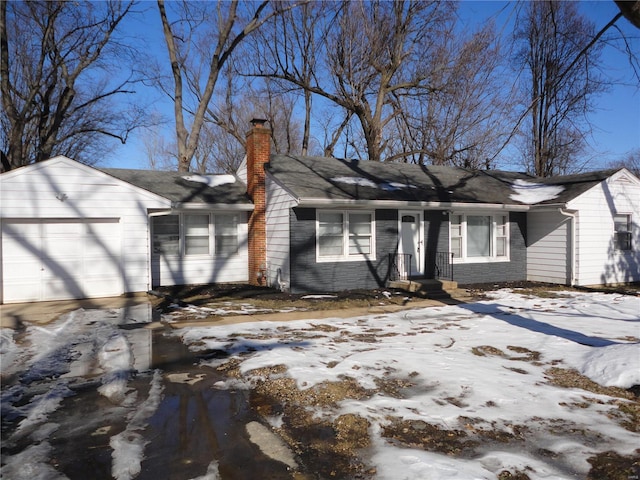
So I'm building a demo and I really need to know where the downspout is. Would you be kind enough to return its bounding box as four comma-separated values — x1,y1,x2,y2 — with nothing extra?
558,208,578,286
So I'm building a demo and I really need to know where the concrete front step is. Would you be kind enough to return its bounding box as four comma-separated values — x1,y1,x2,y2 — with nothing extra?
388,279,458,294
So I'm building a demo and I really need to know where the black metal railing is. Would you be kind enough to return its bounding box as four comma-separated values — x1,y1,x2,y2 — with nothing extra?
389,253,412,281
434,251,454,281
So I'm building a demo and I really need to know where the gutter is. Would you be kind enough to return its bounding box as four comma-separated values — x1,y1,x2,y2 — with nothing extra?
295,198,530,211
558,207,578,286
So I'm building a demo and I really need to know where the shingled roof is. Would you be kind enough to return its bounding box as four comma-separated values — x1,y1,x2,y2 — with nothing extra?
100,168,252,206
523,169,620,205
265,155,623,208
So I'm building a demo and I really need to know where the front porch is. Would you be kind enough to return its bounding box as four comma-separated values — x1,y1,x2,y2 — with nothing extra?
388,278,460,299
388,251,463,298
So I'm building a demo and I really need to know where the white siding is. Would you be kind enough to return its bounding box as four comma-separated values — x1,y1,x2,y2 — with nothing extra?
152,212,249,286
265,176,296,290
526,210,571,284
0,157,170,301
236,156,248,184
568,171,640,286
0,157,156,302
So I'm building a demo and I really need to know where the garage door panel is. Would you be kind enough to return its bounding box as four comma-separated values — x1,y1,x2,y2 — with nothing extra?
46,241,82,258
3,237,41,264
43,258,83,279
3,285,38,303
84,240,119,258
3,258,42,279
84,256,121,277
2,219,123,302
44,221,83,235
46,278,84,301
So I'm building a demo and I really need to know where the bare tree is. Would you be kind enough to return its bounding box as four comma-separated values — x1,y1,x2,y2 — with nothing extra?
0,0,146,171
388,22,515,168
247,1,336,156
249,1,455,162
514,1,607,177
157,0,299,172
609,148,640,177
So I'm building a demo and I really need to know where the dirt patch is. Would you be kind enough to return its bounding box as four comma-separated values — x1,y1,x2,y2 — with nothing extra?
247,369,375,478
381,418,476,455
586,451,640,480
462,281,640,300
152,283,420,316
545,367,639,433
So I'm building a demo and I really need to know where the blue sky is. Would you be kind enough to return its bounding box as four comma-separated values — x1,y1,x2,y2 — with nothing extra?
102,1,639,172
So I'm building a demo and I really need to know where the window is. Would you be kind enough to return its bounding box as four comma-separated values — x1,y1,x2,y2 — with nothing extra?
152,215,179,255
467,216,491,257
449,213,509,262
152,213,239,257
614,214,632,251
317,211,375,260
349,213,372,255
185,214,210,255
215,214,239,254
450,214,463,259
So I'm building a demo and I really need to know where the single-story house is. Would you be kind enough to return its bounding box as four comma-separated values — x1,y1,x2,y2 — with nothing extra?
238,121,639,293
1,119,638,302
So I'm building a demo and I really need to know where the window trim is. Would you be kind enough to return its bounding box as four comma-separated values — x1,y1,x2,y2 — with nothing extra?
316,210,376,262
184,213,211,256
449,212,510,264
152,212,239,258
613,213,632,251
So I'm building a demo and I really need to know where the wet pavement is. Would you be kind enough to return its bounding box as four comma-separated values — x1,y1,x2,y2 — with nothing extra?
1,308,305,480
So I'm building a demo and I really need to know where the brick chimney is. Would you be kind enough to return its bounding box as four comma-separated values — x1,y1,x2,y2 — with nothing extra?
246,119,270,285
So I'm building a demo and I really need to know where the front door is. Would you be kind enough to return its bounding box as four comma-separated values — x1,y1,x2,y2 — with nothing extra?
399,211,424,277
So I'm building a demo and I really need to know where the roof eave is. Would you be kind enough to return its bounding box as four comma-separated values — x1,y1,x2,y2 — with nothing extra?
170,202,254,211
296,198,530,211
528,202,569,210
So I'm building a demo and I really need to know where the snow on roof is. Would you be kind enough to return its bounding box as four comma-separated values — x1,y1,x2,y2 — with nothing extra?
509,179,564,204
331,176,417,191
182,174,236,188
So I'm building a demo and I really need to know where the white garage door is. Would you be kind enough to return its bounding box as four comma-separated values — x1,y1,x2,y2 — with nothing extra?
2,219,123,303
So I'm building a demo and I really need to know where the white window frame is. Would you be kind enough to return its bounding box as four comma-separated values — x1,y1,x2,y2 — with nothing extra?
613,213,632,251
152,213,239,257
184,213,211,255
449,213,510,263
316,210,376,262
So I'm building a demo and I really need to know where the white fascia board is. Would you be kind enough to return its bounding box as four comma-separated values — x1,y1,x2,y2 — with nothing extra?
528,203,569,211
170,202,254,211
296,198,530,211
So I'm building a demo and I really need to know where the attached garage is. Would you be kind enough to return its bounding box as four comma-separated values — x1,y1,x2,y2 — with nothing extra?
1,156,253,304
2,219,123,302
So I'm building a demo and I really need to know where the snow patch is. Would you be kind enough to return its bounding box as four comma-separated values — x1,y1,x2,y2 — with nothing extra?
0,442,68,480
182,174,235,188
98,333,134,404
189,461,221,480
509,179,564,204
14,383,74,437
110,370,164,480
331,176,417,191
580,343,640,389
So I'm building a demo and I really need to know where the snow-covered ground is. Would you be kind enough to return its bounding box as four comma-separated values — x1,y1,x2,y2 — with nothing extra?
1,288,639,479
